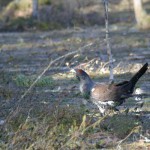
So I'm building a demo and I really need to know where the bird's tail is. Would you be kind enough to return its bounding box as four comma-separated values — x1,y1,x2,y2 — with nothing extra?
129,63,148,90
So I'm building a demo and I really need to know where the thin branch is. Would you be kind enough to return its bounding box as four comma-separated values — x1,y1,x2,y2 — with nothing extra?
117,126,141,148
81,114,108,135
6,42,93,122
103,0,114,82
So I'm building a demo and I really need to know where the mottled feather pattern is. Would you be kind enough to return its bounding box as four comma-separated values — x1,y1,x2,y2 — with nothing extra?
75,63,148,115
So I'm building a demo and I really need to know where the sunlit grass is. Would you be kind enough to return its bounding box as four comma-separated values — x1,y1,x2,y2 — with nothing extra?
13,74,55,87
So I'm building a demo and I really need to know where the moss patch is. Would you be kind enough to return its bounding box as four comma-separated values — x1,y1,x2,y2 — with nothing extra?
101,114,141,138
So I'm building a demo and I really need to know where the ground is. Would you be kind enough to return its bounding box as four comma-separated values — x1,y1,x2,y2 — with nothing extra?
0,25,150,149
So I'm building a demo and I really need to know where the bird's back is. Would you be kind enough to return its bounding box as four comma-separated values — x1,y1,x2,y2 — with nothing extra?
91,82,130,103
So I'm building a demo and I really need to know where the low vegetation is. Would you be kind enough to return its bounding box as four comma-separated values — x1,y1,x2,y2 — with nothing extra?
0,3,150,148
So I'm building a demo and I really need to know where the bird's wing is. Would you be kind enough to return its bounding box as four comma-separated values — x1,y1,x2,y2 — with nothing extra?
91,83,118,102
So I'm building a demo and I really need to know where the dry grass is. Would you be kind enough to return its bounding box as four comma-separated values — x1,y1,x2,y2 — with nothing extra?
1,104,149,149
0,69,149,149
0,24,150,149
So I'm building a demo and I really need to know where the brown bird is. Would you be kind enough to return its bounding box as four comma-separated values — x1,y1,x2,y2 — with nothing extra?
74,63,148,115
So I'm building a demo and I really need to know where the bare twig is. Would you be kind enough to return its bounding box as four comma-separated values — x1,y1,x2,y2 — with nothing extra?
6,42,93,122
117,126,141,149
60,114,107,149
103,0,114,82
81,114,108,135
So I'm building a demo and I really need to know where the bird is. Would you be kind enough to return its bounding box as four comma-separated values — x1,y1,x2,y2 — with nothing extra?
73,63,148,116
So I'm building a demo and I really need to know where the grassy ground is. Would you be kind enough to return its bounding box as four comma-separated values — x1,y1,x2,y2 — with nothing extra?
0,25,150,149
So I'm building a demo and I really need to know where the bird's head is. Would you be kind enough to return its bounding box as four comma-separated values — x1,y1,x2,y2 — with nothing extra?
74,69,91,81
71,68,93,99
70,68,93,85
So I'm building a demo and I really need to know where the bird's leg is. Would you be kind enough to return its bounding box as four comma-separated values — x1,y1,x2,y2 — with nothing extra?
134,101,144,112
113,107,120,115
113,107,119,112
97,105,106,117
